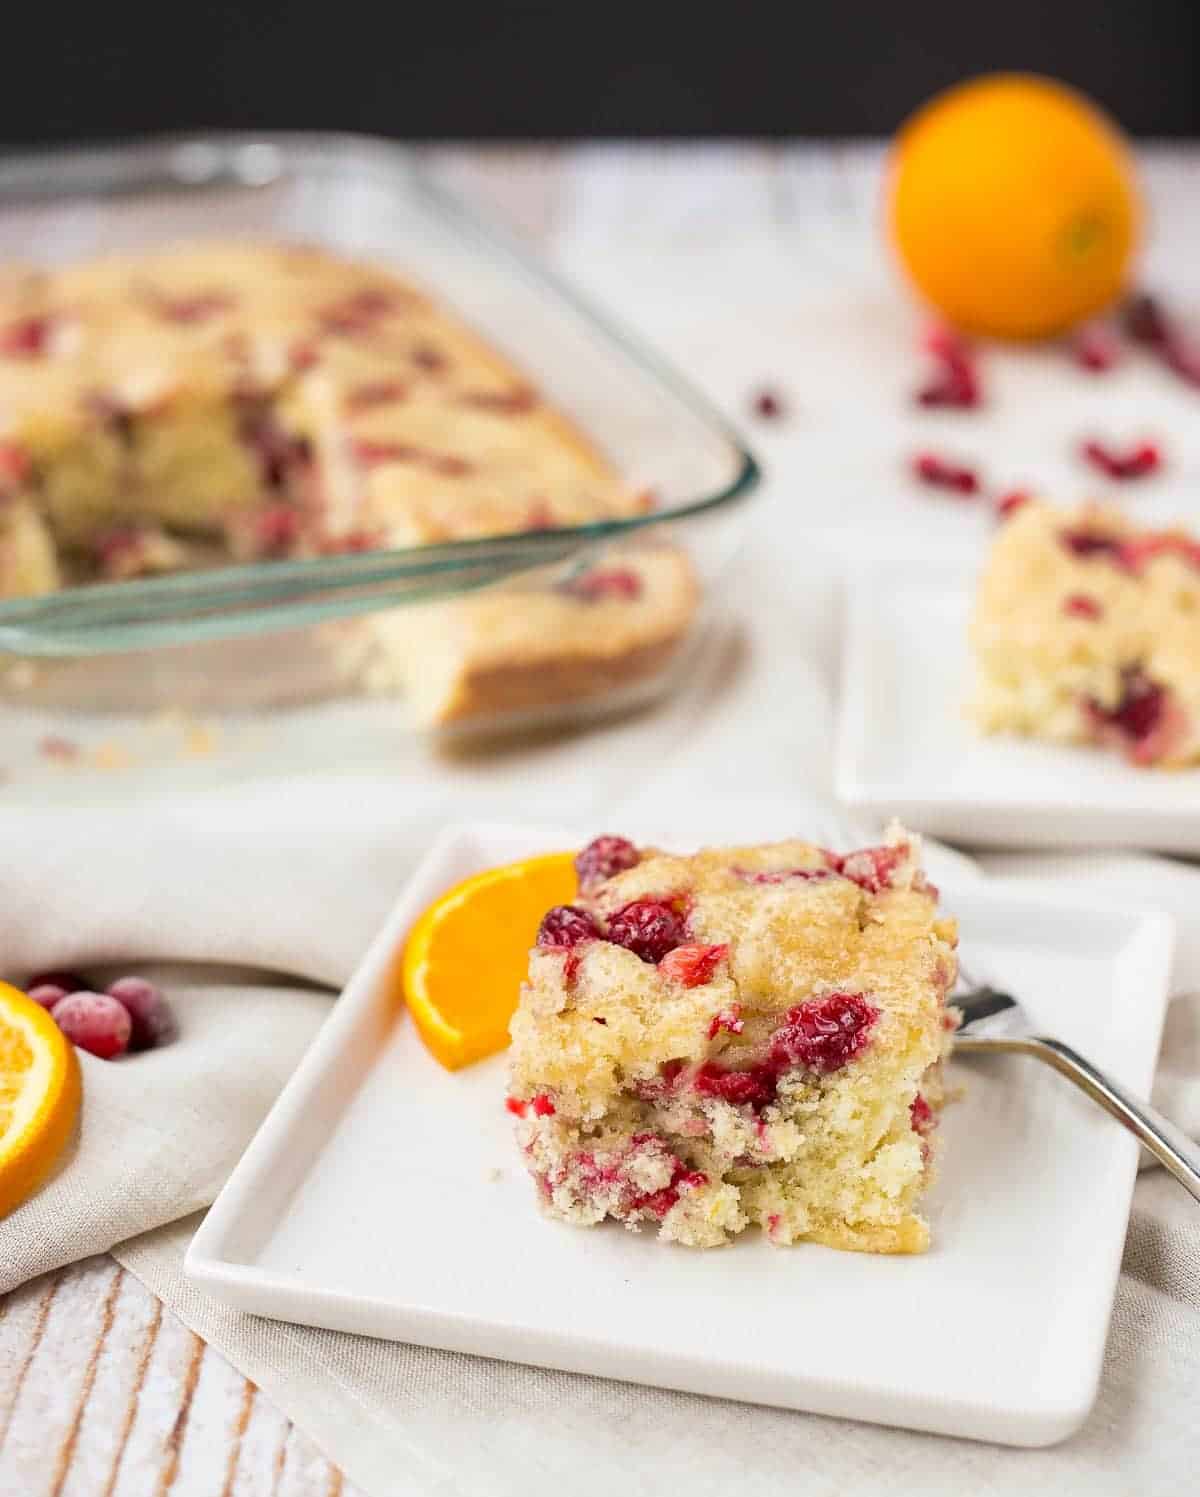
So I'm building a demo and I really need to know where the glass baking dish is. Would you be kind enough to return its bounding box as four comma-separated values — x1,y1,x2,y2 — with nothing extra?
0,133,757,762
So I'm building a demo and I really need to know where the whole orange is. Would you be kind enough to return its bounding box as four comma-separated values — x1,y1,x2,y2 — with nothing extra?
887,73,1141,340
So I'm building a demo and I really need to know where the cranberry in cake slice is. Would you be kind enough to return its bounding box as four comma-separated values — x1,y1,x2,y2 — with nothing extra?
507,825,957,1252
970,499,1200,767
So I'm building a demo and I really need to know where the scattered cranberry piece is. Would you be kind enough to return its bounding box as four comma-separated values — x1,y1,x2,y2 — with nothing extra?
633,1159,708,1219
1059,528,1126,561
693,1062,777,1108
320,288,399,336
107,976,175,1051
289,341,321,371
768,992,880,1075
531,1093,556,1117
1086,667,1168,747
995,489,1031,522
910,1094,935,1135
506,1096,528,1117
1081,439,1161,480
563,568,643,603
1124,293,1171,350
0,441,31,489
250,504,302,557
51,991,131,1060
26,983,72,1011
0,316,52,357
345,379,408,412
410,344,447,373
1063,593,1103,620
605,898,688,964
659,943,729,989
574,836,640,890
536,905,599,949
912,452,979,495
660,1058,687,1088
916,327,981,408
834,843,906,894
705,1001,744,1039
157,291,234,325
1072,325,1120,372
751,387,786,421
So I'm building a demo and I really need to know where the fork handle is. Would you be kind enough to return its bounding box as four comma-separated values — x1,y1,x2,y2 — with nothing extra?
956,1034,1200,1204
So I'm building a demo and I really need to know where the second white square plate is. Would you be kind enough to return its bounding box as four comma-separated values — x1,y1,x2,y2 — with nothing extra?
186,820,1173,1448
836,562,1200,852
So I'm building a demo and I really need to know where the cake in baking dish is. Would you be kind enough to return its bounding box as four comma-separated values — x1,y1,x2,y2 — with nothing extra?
971,499,1200,767
507,824,957,1252
0,240,695,725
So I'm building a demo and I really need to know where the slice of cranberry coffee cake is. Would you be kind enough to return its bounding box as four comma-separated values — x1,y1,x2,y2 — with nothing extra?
507,825,957,1252
971,499,1200,767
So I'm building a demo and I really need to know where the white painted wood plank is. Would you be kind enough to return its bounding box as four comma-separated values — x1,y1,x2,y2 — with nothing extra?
224,1381,292,1497
104,1299,204,1496
167,1336,257,1496
0,1272,59,1442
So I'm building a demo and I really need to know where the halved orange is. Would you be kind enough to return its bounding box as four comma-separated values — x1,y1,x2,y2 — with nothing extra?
400,852,577,1069
0,981,81,1218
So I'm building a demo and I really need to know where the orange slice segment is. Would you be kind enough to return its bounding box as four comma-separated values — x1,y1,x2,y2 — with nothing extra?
0,981,81,1218
401,852,577,1070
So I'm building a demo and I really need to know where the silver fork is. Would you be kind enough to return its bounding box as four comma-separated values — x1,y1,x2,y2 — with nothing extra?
955,969,1200,1203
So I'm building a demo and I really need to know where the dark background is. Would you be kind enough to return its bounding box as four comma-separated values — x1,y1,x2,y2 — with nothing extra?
4,2,1200,144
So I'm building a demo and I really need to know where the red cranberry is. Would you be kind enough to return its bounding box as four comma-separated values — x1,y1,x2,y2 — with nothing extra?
26,983,72,1011
768,992,880,1074
410,344,448,373
531,1093,556,1117
633,1162,707,1219
536,905,599,949
460,387,537,415
693,1062,778,1108
0,316,52,357
107,976,175,1051
659,943,729,989
1087,667,1167,746
157,291,234,325
605,898,688,964
249,504,302,557
916,327,981,408
834,843,906,894
51,991,131,1060
320,288,399,336
706,1002,744,1039
1063,593,1103,619
1125,293,1171,349
574,836,640,890
1080,439,1161,480
751,387,786,420
1060,528,1125,561
563,568,643,603
505,1096,528,1117
1073,325,1120,372
995,490,1032,521
910,1094,935,1135
912,452,979,495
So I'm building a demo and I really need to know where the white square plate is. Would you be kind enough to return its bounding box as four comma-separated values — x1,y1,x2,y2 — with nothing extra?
186,820,1173,1447
836,562,1200,852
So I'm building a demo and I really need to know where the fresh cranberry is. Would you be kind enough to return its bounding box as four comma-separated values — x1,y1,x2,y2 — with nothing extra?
1080,439,1161,480
1086,667,1167,746
706,1002,744,1039
995,490,1031,521
0,441,31,488
768,992,880,1075
835,843,905,894
1064,593,1103,619
916,327,981,408
563,568,643,602
536,905,599,948
912,452,979,495
345,379,408,412
107,976,175,1051
51,991,131,1060
574,836,640,890
659,943,728,989
605,898,688,964
751,387,786,420
0,316,52,357
693,1062,777,1108
461,387,537,415
1073,325,1120,372
26,983,72,1011
910,1094,935,1135
531,1093,556,1117
1124,293,1171,349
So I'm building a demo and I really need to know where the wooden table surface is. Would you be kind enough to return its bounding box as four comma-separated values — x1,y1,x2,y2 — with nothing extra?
3,139,1197,1495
